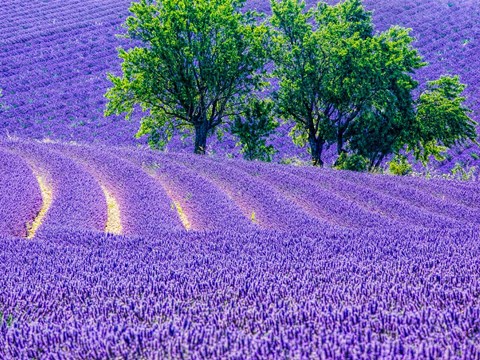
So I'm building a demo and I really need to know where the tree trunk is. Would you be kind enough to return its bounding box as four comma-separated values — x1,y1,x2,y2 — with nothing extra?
194,121,208,155
374,154,386,169
337,129,344,155
308,134,324,167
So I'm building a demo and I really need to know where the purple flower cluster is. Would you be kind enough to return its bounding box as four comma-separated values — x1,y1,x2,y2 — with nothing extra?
0,149,41,237
1,0,480,355
0,0,479,167
112,148,255,232
50,143,185,236
165,153,331,232
0,227,479,358
3,141,107,235
1,140,480,357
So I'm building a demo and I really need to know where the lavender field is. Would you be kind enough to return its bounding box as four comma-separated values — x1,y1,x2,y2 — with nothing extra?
1,139,480,357
0,0,479,168
1,0,480,358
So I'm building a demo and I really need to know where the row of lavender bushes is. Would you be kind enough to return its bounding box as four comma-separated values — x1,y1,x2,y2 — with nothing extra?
1,140,480,357
3,140,480,239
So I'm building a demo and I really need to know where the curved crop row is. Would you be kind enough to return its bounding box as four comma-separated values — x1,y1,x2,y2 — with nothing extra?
393,175,480,211
290,165,464,229
335,170,480,226
2,141,107,236
230,159,401,229
1,141,479,237
167,153,331,232
0,149,41,237
52,143,184,236
114,148,254,232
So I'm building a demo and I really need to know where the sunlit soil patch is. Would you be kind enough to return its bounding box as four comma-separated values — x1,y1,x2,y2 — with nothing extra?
208,182,258,226
143,166,191,231
172,200,191,230
100,184,122,235
26,168,53,239
57,150,122,235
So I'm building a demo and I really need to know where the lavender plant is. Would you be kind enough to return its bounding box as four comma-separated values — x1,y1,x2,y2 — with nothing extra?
0,227,479,358
0,140,480,357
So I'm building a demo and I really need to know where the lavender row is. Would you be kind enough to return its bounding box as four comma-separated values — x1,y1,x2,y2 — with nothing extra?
114,148,253,232
2,142,477,236
168,153,331,232
0,149,41,237
52,144,184,236
393,175,480,211
229,159,400,229
2,140,106,236
333,170,480,226
282,164,464,229
232,158,460,229
0,226,478,358
0,2,127,44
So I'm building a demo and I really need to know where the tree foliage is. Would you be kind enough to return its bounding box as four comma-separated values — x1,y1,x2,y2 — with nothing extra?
334,152,369,172
230,97,278,161
352,76,477,169
271,0,477,169
410,76,477,165
388,155,413,176
104,0,269,154
270,0,331,166
104,0,477,169
271,0,425,166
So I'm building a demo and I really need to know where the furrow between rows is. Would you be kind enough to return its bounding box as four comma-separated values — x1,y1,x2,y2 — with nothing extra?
168,153,333,232
335,170,480,226
99,184,122,235
290,166,463,229
25,165,53,239
114,149,254,232
3,141,107,237
53,144,184,237
230,160,400,229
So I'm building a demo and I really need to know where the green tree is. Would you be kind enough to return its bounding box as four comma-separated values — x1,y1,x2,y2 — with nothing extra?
105,0,269,154
271,0,425,166
350,76,477,169
270,0,332,166
334,152,369,172
342,26,423,169
230,97,278,161
388,155,412,176
410,76,477,165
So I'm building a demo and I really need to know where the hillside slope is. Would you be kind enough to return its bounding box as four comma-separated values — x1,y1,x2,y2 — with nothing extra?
0,0,479,169
2,140,479,238
1,140,480,357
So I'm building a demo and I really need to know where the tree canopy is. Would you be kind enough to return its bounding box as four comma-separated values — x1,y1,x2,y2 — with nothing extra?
411,76,477,165
105,0,477,170
230,97,278,161
349,76,477,169
271,0,425,166
105,0,269,154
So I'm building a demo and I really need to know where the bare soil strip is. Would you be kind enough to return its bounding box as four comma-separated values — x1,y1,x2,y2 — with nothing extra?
142,167,191,231
100,184,122,235
26,167,53,239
